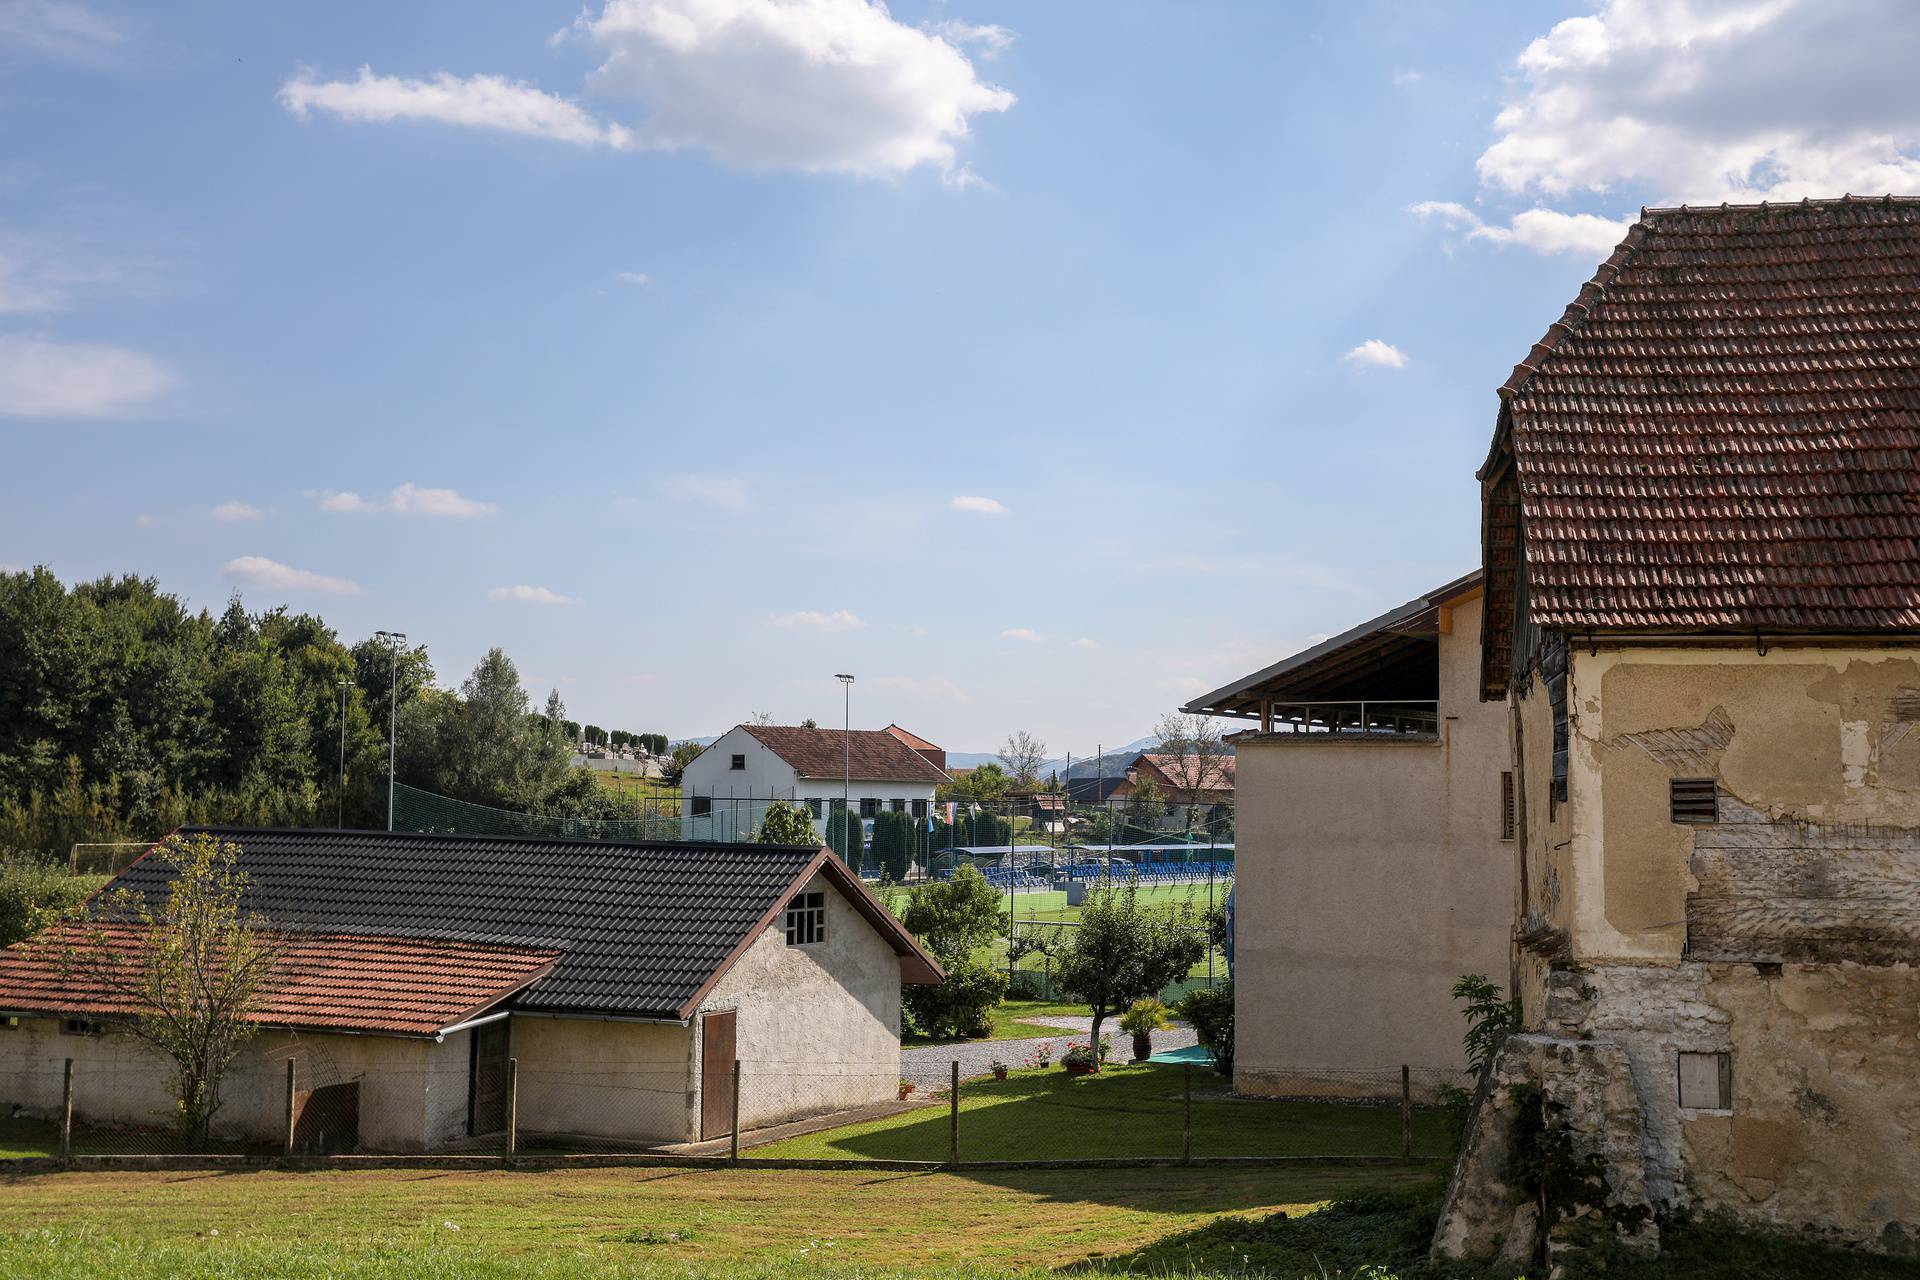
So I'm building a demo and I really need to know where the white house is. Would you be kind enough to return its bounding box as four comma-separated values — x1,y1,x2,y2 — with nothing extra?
679,724,949,844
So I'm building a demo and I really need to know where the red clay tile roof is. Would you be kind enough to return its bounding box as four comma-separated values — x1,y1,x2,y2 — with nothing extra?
1128,753,1235,792
742,725,949,783
0,924,560,1037
1486,196,1920,636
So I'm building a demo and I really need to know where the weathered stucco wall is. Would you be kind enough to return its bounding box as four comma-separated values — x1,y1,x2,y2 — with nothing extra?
699,871,900,1127
0,1020,471,1152
509,1016,695,1144
1235,593,1514,1090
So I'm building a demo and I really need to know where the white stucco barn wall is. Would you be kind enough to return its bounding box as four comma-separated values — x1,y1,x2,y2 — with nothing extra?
509,1017,696,1145
697,871,901,1129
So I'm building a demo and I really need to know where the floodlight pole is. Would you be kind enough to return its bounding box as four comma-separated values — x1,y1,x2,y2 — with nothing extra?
336,678,349,827
835,674,854,864
376,630,407,831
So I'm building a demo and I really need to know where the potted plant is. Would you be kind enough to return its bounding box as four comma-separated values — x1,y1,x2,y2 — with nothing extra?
1061,1042,1100,1075
1024,1042,1054,1070
898,1078,916,1100
989,1058,1010,1081
1120,997,1170,1063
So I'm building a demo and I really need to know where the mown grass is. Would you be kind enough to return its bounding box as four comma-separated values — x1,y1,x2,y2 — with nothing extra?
753,1063,1456,1162
0,1163,1434,1277
902,999,1091,1046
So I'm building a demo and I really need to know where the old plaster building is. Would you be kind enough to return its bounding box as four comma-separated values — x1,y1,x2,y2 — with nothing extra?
1438,198,1920,1263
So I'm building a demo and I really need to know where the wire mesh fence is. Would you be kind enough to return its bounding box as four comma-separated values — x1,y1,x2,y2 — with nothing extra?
0,1046,1459,1164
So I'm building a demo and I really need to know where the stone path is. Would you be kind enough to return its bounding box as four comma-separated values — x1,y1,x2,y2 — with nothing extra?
900,1016,1199,1089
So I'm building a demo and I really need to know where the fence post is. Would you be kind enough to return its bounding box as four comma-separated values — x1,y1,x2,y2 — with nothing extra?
505,1057,518,1160
729,1060,741,1163
59,1058,73,1162
949,1061,960,1167
1401,1065,1413,1159
283,1057,296,1158
1182,1063,1193,1164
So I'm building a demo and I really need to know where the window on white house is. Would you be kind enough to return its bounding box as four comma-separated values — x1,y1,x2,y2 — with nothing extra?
1677,1051,1732,1109
890,798,906,813
911,799,928,819
860,798,878,818
804,797,823,818
730,753,746,771
691,796,712,817
785,891,826,946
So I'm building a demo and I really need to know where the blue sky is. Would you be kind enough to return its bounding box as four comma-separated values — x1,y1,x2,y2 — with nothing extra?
4,0,1916,753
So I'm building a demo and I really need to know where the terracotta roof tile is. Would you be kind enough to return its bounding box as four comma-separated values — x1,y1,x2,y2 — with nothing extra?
1491,196,1920,634
740,725,948,784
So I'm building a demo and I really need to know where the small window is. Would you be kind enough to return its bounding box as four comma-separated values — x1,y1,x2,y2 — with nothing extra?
1500,772,1516,841
1677,1051,1732,1110
785,891,826,946
62,1018,105,1037
691,796,713,817
1671,778,1718,824
730,753,746,771
860,798,878,818
890,798,906,813
804,797,823,818
911,799,928,820
0,1015,19,1031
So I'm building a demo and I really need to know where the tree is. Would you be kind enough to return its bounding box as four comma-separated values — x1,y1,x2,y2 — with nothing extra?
1152,712,1233,834
800,718,818,729
662,741,703,786
899,864,1003,960
1052,879,1206,1057
1118,775,1164,844
52,833,284,1146
749,710,775,726
997,731,1048,790
755,801,820,846
941,762,1010,804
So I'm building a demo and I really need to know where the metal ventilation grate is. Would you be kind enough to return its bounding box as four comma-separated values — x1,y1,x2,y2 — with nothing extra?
1670,777,1718,824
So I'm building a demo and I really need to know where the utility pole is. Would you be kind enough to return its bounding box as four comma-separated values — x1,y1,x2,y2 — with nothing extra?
835,674,854,865
336,678,349,827
375,630,407,832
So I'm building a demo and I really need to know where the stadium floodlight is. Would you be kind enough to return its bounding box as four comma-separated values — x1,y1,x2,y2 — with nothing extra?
374,631,407,831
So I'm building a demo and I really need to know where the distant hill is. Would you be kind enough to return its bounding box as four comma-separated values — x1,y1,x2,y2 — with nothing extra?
945,734,1165,777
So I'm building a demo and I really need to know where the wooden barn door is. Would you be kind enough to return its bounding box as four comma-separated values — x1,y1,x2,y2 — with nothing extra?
467,1020,511,1136
700,1010,736,1141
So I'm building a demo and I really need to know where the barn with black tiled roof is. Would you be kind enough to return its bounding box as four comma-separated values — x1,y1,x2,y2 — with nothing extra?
0,827,941,1154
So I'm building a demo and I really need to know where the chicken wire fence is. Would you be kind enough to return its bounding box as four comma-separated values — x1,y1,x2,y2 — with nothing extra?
0,1047,1458,1164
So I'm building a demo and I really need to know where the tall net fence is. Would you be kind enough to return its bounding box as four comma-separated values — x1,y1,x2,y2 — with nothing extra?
1,1045,1458,1164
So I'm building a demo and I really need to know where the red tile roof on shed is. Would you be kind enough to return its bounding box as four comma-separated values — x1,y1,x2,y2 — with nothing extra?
1486,196,1920,636
741,724,949,783
0,925,560,1037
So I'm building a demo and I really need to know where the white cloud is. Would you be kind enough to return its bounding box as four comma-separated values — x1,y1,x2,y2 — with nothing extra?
280,67,634,149
1409,201,1631,257
770,609,865,633
1392,69,1422,86
1342,339,1408,369
667,473,747,513
0,335,173,418
615,271,650,286
950,494,1007,515
210,501,263,523
1000,627,1041,642
0,230,160,315
1070,637,1098,650
222,556,362,596
313,482,497,517
0,0,125,63
488,584,578,605
930,19,1014,58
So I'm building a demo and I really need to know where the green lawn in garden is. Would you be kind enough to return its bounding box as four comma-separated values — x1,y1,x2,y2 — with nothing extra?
902,999,1091,1046
753,1062,1455,1163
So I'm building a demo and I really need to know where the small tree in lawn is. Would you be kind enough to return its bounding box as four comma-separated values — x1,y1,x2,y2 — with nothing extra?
755,801,820,846
1052,879,1206,1062
899,865,1009,1038
53,833,284,1147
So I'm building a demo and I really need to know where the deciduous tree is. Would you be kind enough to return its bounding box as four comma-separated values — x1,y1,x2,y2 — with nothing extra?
1052,880,1206,1058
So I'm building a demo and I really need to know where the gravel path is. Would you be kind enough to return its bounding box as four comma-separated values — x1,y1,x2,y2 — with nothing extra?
901,1016,1199,1089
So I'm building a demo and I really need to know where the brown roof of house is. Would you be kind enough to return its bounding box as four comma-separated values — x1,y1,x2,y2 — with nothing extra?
1484,196,1920,639
883,724,940,752
0,925,561,1037
741,725,949,784
1129,753,1236,791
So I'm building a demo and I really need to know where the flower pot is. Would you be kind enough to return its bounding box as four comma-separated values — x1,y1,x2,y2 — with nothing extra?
1065,1062,1096,1076
899,1085,914,1100
1132,1032,1152,1062
992,1068,1008,1081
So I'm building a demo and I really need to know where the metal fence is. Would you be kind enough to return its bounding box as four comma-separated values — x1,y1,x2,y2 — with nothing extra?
0,1048,1457,1166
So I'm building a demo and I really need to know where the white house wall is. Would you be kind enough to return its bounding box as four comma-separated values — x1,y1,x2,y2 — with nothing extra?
508,1017,696,1145
680,726,936,843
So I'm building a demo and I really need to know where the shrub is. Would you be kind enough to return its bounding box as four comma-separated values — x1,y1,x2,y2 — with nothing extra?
903,956,1008,1039
0,853,97,947
754,801,819,846
1177,980,1234,1076
1119,997,1170,1036
1061,1042,1100,1072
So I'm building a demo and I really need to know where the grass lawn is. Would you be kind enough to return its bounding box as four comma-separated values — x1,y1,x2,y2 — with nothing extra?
0,1163,1440,1278
588,773,681,803
0,1116,272,1160
754,1062,1456,1163
902,999,1091,1046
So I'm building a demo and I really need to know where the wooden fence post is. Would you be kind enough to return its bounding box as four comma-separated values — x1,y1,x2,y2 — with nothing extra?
283,1058,296,1158
729,1060,741,1163
1182,1063,1194,1164
59,1058,73,1162
505,1058,518,1159
1401,1065,1413,1159
949,1061,960,1167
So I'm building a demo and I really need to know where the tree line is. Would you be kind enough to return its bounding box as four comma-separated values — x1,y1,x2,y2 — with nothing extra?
0,567,658,858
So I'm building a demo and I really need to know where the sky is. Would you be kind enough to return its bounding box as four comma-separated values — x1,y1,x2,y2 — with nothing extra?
5,0,1920,755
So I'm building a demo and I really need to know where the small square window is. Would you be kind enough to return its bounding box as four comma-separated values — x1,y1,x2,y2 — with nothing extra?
804,797,823,818
730,753,746,771
0,1015,19,1031
890,798,906,813
860,798,878,818
911,799,928,819
1677,1051,1732,1110
62,1018,105,1037
691,796,713,817
785,891,826,946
